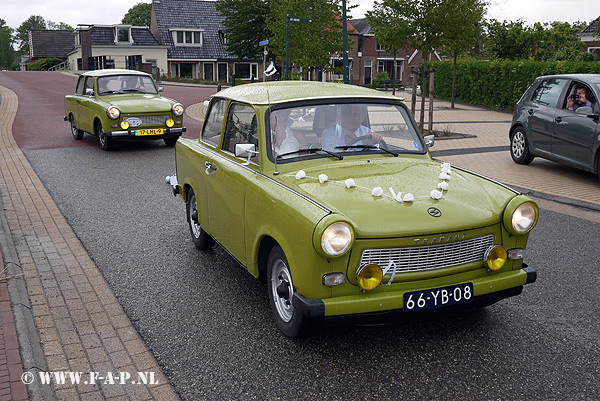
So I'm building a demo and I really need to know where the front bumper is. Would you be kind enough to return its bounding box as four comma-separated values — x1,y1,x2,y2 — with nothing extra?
106,127,186,138
293,265,537,319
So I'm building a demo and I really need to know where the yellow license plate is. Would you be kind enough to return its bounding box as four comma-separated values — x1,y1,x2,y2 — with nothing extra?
135,128,163,136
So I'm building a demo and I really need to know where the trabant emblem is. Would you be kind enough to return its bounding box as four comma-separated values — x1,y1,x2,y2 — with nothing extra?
427,207,442,218
124,117,143,127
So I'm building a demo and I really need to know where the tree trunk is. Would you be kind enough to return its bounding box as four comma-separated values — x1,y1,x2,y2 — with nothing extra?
451,54,457,109
428,70,434,134
419,55,428,133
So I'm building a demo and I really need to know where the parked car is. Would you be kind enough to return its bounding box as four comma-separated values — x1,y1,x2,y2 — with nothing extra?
510,73,600,181
169,81,538,338
64,69,185,150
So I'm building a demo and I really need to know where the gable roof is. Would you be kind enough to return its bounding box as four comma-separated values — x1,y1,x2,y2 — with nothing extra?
29,30,75,59
349,19,372,36
580,18,599,34
153,0,235,60
88,26,161,47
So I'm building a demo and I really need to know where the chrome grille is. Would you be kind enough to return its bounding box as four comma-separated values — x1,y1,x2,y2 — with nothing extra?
359,234,494,276
124,115,169,127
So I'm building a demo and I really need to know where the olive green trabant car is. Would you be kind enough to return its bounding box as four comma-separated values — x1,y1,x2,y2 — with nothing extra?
65,69,185,150
169,81,538,337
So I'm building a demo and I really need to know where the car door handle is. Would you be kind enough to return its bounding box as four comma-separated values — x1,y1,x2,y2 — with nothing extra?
527,109,534,115
555,116,562,123
76,100,82,103
205,161,217,175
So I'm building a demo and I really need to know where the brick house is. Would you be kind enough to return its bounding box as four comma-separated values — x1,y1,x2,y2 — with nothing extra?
578,18,600,60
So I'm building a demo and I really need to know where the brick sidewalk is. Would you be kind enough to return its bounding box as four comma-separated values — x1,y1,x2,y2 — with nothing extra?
0,85,179,400
0,248,27,401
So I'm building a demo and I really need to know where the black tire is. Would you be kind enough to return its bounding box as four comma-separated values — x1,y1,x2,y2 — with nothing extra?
186,188,215,250
510,127,534,165
96,121,112,151
596,154,600,183
70,116,83,140
164,137,178,147
267,245,310,338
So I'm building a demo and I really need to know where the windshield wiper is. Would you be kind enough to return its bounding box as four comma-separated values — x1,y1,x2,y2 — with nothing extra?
277,147,343,160
335,145,399,157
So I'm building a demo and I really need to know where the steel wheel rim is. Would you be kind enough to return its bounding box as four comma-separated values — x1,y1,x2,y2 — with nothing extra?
70,120,77,138
512,132,525,158
189,194,201,238
270,259,294,323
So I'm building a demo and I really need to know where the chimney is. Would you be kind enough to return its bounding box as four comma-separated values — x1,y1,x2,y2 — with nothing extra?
79,26,92,70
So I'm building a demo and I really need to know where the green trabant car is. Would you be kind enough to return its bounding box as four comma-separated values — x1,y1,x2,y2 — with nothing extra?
64,69,186,150
169,81,538,337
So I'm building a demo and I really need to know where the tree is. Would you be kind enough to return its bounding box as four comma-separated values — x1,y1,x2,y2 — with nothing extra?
0,19,14,70
122,2,152,26
16,15,46,53
216,0,270,60
267,0,344,76
438,0,486,108
47,21,74,30
366,1,412,94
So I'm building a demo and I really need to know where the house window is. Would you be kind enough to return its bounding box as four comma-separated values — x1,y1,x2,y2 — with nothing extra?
234,63,258,80
172,30,203,46
171,63,197,79
376,43,384,52
115,26,132,44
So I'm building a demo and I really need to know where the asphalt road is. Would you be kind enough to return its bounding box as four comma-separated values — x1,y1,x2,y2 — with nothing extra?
2,72,599,400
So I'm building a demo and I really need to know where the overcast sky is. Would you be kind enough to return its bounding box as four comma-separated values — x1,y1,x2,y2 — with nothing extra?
0,0,598,30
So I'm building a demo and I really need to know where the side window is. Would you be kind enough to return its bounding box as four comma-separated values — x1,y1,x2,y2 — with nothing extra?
201,99,226,146
531,78,567,107
85,77,94,95
75,77,85,95
564,82,596,111
222,103,258,163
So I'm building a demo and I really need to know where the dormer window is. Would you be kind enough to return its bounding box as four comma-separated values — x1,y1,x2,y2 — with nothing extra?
115,26,133,45
171,29,203,46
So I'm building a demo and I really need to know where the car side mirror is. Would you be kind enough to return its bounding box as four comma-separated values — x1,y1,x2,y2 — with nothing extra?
158,86,164,92
85,88,94,96
424,134,435,148
235,143,257,165
575,106,597,119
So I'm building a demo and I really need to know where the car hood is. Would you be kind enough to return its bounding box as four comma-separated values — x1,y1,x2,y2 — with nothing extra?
276,158,517,238
99,94,175,114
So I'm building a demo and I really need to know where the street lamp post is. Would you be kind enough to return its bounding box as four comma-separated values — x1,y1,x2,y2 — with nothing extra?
342,0,349,84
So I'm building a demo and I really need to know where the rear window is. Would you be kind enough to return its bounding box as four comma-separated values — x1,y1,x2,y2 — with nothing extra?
531,78,567,107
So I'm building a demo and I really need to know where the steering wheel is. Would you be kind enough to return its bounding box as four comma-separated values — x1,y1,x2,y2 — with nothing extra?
346,135,388,149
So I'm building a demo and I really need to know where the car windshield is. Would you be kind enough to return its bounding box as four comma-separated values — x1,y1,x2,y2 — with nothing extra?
97,75,158,95
268,101,425,162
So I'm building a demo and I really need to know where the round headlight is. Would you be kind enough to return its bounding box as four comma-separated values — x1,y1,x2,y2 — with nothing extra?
512,203,537,233
357,264,382,291
106,106,120,120
172,103,184,116
166,118,175,128
485,245,507,271
321,222,353,256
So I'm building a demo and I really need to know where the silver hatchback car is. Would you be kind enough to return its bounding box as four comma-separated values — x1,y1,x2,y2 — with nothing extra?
509,74,600,182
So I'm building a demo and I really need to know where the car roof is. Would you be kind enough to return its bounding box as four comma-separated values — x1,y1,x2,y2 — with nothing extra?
80,69,152,78
213,81,397,105
537,73,600,84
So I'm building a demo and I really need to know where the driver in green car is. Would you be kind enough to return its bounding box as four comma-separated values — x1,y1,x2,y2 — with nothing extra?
322,104,383,151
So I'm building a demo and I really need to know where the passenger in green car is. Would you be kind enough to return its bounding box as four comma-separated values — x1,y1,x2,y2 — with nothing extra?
271,109,299,156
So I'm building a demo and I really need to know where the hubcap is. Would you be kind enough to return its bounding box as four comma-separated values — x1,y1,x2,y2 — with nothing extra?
189,194,201,238
271,259,293,322
512,132,525,158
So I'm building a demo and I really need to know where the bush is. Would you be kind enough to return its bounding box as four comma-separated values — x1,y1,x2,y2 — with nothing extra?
371,71,390,89
27,58,64,71
429,59,600,111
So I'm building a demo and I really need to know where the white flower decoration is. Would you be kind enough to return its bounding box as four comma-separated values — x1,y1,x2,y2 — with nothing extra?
345,178,356,188
439,172,451,181
318,174,328,183
403,193,414,202
441,162,452,173
430,189,443,200
295,170,306,180
437,181,449,191
371,187,384,197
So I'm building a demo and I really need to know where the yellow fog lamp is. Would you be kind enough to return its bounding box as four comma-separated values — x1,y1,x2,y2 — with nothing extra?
485,245,507,271
120,120,130,130
356,264,382,291
166,118,175,128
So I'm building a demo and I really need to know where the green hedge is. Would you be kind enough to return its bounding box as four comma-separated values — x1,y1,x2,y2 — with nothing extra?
428,59,600,111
